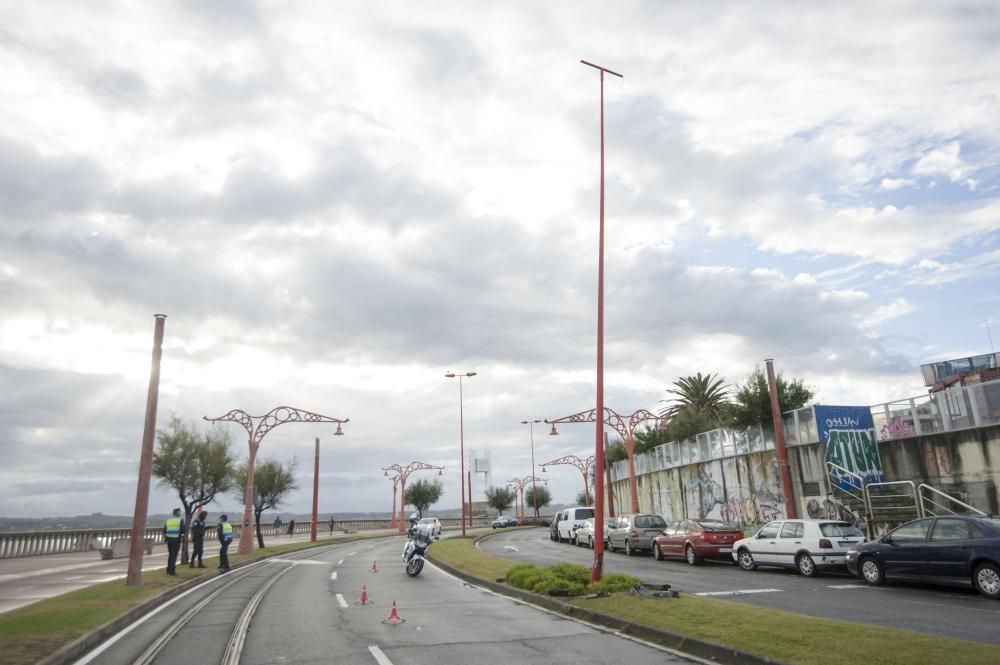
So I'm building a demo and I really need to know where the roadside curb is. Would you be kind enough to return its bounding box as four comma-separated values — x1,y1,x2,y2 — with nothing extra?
38,533,391,665
431,533,787,665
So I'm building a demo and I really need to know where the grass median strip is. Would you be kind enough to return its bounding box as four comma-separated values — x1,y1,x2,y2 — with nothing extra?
431,535,1000,665
0,533,387,665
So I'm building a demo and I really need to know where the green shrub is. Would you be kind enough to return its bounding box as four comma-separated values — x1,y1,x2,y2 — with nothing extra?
547,562,591,587
505,562,622,597
588,572,641,594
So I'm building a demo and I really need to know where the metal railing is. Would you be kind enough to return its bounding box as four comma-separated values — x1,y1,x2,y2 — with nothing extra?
825,462,866,504
864,481,919,523
918,483,987,518
872,380,1000,442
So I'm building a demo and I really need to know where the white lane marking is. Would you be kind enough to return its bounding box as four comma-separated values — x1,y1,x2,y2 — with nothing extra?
336,593,349,608
337,559,344,565
694,588,782,597
269,558,329,565
368,645,393,665
826,584,868,589
331,572,338,580
503,545,520,552
348,551,358,556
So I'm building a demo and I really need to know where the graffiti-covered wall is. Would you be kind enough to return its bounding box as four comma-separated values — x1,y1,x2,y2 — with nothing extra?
611,423,1000,529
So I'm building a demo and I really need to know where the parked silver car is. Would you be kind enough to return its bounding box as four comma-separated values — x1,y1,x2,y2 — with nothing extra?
574,518,610,549
608,513,668,556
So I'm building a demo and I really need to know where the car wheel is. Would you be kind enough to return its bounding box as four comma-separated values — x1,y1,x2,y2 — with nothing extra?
796,553,818,577
860,556,885,586
737,548,757,571
685,544,701,566
973,562,1000,599
653,543,663,561
625,540,635,556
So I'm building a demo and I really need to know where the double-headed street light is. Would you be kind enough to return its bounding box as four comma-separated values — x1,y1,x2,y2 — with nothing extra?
547,407,664,513
520,419,542,519
445,371,476,536
540,454,595,506
383,461,445,533
205,406,349,556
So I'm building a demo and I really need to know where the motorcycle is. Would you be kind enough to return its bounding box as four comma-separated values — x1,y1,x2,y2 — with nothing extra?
402,523,434,577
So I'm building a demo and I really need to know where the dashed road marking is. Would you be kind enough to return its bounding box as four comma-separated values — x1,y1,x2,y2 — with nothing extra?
503,545,520,552
827,584,868,589
694,588,783,597
337,559,344,565
368,645,393,665
349,551,358,556
331,572,338,580
336,594,348,608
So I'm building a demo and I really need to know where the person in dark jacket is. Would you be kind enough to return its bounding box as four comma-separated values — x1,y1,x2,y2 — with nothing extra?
217,514,233,572
329,515,335,534
189,510,208,568
164,508,184,576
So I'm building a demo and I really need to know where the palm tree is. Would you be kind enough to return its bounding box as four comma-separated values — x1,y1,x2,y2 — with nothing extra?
659,372,730,421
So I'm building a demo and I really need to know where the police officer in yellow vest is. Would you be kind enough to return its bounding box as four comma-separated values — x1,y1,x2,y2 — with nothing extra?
163,508,184,576
217,514,233,572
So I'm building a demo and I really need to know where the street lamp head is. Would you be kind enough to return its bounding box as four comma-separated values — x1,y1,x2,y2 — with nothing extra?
542,466,547,473
548,424,559,436
465,371,477,377
334,422,344,436
383,469,388,477
445,372,456,378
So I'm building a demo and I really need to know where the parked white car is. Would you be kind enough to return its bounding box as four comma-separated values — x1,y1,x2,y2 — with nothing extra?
574,518,610,549
732,519,865,576
554,507,595,544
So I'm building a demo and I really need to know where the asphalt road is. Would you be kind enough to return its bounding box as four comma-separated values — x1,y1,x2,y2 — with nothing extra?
481,527,1000,646
75,534,702,665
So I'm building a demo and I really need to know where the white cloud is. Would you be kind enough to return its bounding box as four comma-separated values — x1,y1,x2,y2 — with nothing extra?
0,2,997,517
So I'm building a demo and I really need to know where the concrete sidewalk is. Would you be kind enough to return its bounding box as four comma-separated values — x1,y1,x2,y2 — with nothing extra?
0,528,403,614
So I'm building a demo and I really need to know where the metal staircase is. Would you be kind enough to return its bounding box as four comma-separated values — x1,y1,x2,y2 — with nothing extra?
824,463,986,538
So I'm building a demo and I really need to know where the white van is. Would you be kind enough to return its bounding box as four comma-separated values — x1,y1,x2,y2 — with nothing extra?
555,507,596,544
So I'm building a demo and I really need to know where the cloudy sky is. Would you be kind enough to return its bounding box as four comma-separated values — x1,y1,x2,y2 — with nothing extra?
1,1,998,519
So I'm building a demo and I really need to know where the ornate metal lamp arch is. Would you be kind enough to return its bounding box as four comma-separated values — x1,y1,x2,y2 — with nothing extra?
539,454,596,506
545,407,664,513
205,406,348,555
384,461,445,533
508,475,547,521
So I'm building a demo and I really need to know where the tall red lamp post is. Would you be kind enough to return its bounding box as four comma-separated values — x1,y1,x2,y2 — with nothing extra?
508,475,546,521
204,407,348,555
383,461,445,533
310,425,344,543
580,58,622,582
445,371,476,536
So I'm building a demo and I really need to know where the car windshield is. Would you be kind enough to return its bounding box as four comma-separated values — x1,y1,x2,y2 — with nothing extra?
819,523,864,537
696,521,735,531
635,515,667,529
574,509,595,519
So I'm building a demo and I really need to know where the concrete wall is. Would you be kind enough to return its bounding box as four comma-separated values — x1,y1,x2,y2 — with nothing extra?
613,423,1000,527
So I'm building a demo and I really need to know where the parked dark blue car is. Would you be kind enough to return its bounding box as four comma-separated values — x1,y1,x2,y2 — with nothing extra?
845,515,1000,599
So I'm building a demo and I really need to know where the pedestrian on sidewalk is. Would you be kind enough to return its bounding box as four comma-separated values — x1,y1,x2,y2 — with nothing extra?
164,508,184,576
189,510,207,568
287,518,295,536
273,515,282,534
217,514,233,572
329,515,335,534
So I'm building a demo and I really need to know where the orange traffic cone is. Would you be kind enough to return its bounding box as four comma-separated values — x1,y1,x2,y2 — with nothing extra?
381,600,405,625
369,560,379,573
353,585,373,606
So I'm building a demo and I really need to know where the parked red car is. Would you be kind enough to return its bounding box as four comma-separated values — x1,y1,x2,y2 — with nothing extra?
652,519,744,565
